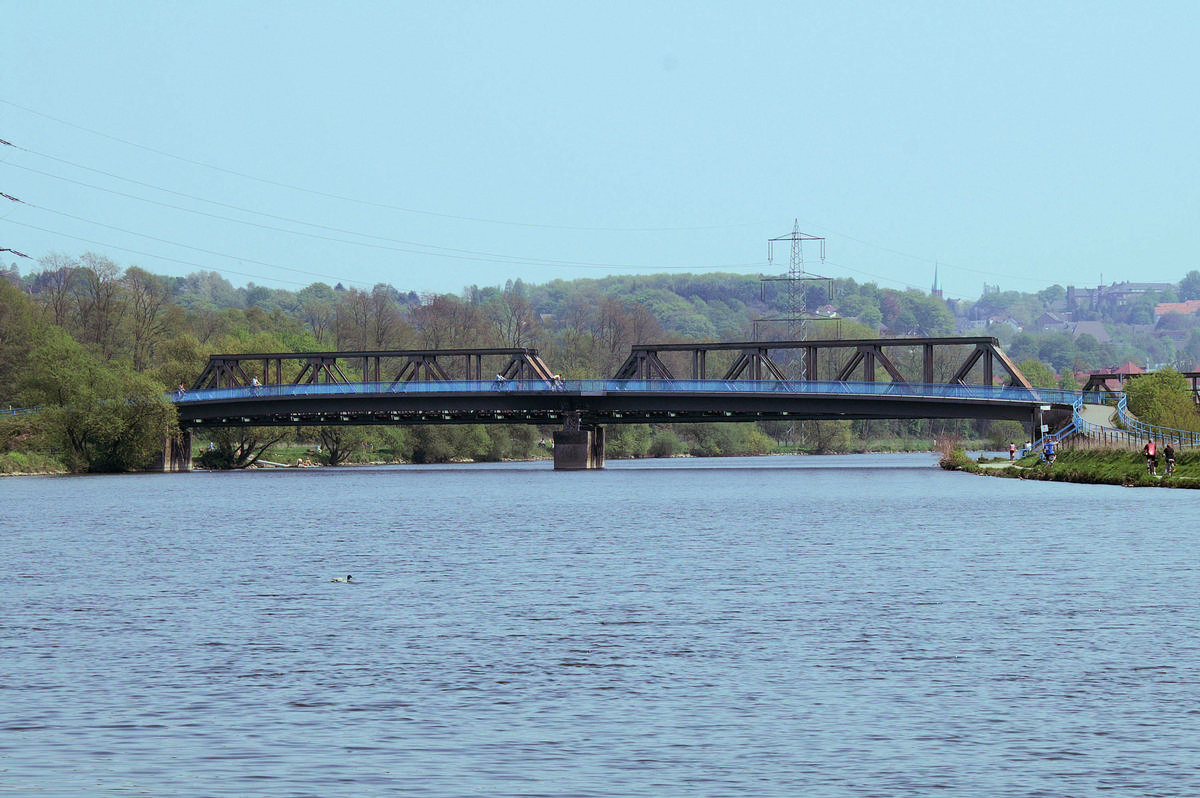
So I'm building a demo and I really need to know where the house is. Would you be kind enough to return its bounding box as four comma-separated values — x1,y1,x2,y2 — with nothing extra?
1154,299,1200,318
1068,281,1174,314
1036,312,1070,332
1070,320,1111,343
1097,281,1174,310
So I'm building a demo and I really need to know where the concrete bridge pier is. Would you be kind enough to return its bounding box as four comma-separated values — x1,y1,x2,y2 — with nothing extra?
153,429,193,472
553,413,605,470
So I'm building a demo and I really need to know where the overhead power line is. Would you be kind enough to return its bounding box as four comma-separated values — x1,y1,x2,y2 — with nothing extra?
0,100,770,233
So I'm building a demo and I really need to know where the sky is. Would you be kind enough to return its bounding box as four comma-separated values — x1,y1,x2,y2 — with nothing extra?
3,1,1198,302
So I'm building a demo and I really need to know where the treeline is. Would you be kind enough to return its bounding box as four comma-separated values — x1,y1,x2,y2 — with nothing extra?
5,251,1198,471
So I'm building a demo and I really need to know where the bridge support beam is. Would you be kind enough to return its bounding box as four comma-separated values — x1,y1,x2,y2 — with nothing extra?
553,415,605,470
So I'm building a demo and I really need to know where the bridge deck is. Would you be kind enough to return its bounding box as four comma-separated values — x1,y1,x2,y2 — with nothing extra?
175,379,1079,428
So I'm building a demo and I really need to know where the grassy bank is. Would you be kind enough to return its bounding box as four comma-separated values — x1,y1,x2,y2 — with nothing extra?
944,447,1200,488
0,451,67,476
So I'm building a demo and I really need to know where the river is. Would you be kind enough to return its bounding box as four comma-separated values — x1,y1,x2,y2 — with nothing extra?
4,454,1199,797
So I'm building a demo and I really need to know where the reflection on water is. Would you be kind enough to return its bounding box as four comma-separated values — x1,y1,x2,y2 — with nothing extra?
4,455,1200,797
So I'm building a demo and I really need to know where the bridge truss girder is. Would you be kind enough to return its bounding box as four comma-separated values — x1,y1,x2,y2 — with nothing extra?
613,337,1032,389
191,348,558,391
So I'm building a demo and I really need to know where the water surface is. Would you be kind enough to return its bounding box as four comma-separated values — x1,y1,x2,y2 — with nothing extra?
4,455,1199,796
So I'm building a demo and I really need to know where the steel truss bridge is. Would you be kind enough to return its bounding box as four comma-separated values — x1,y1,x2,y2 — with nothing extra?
176,338,1071,463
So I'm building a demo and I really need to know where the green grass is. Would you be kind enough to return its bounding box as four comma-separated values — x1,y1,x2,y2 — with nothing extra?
964,448,1200,488
0,451,67,475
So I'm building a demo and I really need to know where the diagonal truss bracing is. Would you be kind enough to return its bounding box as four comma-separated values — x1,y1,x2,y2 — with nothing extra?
612,337,1033,389
191,348,558,390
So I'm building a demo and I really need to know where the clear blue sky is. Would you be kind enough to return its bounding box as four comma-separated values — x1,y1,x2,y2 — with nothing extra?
3,1,1197,301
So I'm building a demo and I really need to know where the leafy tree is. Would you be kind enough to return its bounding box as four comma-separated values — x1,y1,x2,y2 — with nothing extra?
1037,332,1077,371
0,280,44,405
1037,284,1066,305
607,424,652,458
1123,368,1200,432
647,428,683,457
19,328,179,471
683,423,774,456
297,282,339,345
1179,270,1200,302
197,426,287,469
314,425,373,465
1017,358,1057,389
988,420,1027,450
802,420,854,454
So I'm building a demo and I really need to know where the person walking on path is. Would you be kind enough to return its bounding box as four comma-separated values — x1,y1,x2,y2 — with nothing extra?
1009,442,1016,460
1143,440,1158,476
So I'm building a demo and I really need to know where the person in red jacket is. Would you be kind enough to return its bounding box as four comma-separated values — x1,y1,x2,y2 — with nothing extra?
1143,440,1158,476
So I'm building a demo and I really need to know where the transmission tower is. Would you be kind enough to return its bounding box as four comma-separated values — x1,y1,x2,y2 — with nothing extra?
757,219,836,378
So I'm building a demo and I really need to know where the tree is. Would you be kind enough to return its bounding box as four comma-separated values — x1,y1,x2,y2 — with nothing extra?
802,420,854,454
1058,370,1080,390
0,280,44,405
1017,358,1057,389
19,329,179,471
1123,368,1200,432
335,287,373,350
1179,270,1200,302
314,425,373,465
197,426,288,469
1037,284,1066,305
32,252,79,326
72,253,126,360
123,266,173,371
485,287,537,347
297,282,338,346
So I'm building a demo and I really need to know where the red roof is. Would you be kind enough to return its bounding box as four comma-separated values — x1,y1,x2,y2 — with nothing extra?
1111,361,1145,375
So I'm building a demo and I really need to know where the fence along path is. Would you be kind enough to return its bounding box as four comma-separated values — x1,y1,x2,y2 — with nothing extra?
1068,398,1200,450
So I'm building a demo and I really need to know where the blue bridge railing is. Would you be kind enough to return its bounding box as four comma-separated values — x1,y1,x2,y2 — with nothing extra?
174,380,1081,405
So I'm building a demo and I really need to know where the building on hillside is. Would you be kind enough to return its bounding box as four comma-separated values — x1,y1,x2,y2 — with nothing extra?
961,316,1022,333
1154,299,1200,318
1099,282,1174,310
1036,312,1070,332
1068,281,1174,315
1070,320,1111,343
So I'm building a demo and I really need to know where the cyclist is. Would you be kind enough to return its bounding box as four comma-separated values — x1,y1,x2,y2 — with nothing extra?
1142,440,1158,476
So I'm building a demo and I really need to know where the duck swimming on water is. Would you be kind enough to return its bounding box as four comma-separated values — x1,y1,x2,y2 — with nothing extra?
330,575,352,583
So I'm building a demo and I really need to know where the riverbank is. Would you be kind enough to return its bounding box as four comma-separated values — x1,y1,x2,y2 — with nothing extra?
0,452,67,476
942,447,1200,488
